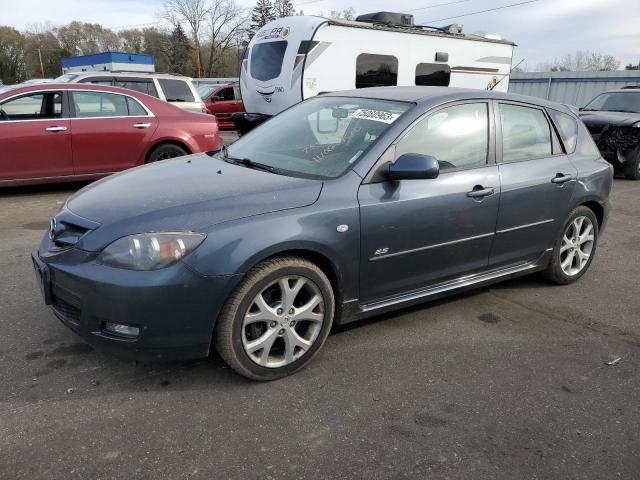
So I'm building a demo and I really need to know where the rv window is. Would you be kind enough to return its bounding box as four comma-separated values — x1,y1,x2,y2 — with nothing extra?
251,41,288,82
415,63,451,87
356,54,398,89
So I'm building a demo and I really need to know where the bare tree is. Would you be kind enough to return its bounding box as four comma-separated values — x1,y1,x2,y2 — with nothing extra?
164,0,208,77
329,8,355,20
204,0,247,77
544,50,621,72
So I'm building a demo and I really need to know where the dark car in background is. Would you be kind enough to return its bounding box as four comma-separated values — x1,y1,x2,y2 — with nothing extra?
579,87,640,179
198,82,245,128
0,83,222,186
33,87,612,380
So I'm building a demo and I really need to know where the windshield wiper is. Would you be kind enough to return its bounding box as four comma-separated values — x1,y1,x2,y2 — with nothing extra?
237,157,281,174
219,149,282,174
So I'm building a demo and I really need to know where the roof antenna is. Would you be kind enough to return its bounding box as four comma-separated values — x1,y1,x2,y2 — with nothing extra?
488,58,524,91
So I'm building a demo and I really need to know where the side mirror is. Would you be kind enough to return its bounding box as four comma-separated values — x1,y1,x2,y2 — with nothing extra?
388,153,440,180
209,95,221,103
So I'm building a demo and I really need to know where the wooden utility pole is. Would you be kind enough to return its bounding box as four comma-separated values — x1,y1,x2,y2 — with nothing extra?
38,48,45,78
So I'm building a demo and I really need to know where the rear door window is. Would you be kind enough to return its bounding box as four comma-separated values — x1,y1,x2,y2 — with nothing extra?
250,41,288,81
116,79,158,97
415,63,451,87
71,91,129,117
356,54,398,88
499,103,553,162
79,77,114,86
157,79,195,102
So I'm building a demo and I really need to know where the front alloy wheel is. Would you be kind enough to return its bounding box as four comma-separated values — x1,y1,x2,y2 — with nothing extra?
242,276,324,368
215,256,334,380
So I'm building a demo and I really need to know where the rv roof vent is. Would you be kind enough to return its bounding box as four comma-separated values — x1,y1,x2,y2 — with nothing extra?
472,31,503,41
443,24,463,34
355,12,414,27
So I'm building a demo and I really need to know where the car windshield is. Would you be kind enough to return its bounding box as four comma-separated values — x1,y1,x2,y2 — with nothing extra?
54,74,78,83
198,85,215,98
583,92,640,113
226,96,412,179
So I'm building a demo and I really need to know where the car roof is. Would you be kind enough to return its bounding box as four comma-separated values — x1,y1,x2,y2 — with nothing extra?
600,88,640,94
325,86,573,112
68,71,192,80
0,82,158,98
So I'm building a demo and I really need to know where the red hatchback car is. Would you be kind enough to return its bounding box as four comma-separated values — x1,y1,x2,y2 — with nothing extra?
199,82,245,129
0,83,223,186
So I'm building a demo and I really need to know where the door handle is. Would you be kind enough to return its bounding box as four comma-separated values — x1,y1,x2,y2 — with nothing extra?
133,123,151,129
467,186,495,199
551,173,574,184
45,126,67,132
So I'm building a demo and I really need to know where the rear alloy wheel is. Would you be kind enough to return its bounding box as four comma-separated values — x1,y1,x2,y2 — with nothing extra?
147,144,188,163
215,257,334,380
544,206,598,284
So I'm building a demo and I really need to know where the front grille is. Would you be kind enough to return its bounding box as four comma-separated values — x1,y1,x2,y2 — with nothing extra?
52,295,81,325
587,124,605,135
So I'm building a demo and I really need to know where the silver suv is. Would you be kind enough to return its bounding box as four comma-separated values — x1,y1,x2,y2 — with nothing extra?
54,71,206,114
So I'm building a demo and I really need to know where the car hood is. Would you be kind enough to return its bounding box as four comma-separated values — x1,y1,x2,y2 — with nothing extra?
579,111,640,128
65,154,323,251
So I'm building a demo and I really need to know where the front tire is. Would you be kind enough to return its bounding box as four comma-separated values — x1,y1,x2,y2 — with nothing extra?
214,256,335,381
544,206,598,285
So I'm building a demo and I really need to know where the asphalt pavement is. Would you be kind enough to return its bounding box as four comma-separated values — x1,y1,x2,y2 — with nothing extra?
1,169,639,479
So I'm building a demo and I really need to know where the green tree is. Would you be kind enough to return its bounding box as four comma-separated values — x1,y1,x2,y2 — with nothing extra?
142,27,172,72
167,24,191,75
54,21,120,56
22,26,65,78
274,0,294,17
248,0,275,39
0,27,26,83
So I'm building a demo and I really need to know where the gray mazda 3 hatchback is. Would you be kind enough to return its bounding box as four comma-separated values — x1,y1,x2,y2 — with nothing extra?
33,87,613,380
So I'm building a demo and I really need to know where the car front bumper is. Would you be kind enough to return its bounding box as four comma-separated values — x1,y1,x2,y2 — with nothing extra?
32,246,242,362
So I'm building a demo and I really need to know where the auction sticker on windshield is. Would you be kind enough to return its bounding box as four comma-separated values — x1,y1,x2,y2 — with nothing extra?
349,109,401,124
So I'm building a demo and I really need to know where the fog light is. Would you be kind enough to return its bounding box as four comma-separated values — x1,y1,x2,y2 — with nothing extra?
104,322,140,338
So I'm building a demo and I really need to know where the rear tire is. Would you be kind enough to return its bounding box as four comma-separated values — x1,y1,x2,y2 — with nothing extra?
623,150,640,180
544,206,598,285
146,143,188,163
214,256,335,381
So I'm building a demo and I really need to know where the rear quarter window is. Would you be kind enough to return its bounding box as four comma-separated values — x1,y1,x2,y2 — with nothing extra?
549,109,578,154
158,79,195,102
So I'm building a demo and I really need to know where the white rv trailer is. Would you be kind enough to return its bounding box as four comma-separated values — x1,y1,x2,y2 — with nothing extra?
239,12,515,120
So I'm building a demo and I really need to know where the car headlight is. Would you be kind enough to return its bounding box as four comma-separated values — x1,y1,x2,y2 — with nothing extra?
633,121,640,128
97,232,206,270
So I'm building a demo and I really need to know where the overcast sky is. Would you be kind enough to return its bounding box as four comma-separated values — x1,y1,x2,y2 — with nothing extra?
4,0,640,68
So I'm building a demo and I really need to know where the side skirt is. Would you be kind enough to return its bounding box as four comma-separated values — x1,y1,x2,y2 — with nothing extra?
338,250,552,325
